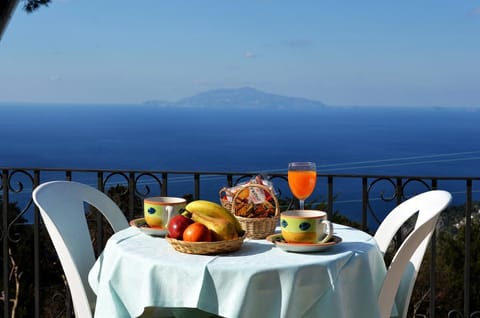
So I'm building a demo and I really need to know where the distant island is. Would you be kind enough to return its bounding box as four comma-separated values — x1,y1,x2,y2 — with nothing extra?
143,87,326,109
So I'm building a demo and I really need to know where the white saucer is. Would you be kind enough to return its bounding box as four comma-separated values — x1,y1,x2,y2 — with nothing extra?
130,218,168,237
266,233,342,253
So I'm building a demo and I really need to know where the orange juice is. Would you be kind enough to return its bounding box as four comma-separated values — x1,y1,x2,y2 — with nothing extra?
288,170,317,200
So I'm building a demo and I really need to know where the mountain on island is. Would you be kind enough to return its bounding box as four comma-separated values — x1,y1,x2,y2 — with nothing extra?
143,87,326,109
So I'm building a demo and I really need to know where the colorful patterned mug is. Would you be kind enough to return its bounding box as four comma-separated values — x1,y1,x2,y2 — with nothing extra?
280,210,333,244
144,197,186,228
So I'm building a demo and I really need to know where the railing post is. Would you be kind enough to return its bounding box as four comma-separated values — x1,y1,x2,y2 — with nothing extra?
194,173,200,200
162,173,168,196
96,172,104,255
2,169,10,317
395,177,403,248
362,176,368,231
65,170,72,181
430,178,438,317
128,171,135,220
464,179,472,318
33,170,41,318
396,177,403,204
327,176,333,218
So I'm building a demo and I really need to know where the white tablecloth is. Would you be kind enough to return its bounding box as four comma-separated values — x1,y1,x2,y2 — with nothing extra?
89,224,388,318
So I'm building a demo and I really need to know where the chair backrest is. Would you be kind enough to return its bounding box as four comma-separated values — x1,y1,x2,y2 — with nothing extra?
32,181,129,318
374,190,451,318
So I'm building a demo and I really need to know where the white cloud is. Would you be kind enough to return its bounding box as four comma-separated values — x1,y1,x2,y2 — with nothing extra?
245,51,257,58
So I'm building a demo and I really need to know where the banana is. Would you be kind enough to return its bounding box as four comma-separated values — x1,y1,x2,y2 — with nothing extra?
191,212,238,241
185,200,243,234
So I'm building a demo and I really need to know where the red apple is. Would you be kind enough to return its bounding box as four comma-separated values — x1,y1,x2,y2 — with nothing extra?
167,214,194,239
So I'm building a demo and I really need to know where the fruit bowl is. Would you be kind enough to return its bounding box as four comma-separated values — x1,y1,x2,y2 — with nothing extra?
165,231,246,255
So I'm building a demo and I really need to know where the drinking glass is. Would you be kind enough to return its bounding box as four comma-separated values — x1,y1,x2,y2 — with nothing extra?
288,162,317,210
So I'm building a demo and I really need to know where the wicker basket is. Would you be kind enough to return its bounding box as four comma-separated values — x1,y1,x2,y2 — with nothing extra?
165,232,246,255
221,183,280,239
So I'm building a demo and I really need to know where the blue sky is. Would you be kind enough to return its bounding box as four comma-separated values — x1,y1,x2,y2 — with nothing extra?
1,0,479,107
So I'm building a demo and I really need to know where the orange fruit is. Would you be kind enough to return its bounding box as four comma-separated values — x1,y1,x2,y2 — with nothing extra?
182,222,211,242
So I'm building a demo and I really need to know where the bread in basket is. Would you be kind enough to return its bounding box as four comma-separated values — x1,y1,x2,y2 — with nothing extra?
220,182,279,239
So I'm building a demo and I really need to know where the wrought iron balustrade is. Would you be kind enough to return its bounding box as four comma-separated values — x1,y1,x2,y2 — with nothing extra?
1,166,478,317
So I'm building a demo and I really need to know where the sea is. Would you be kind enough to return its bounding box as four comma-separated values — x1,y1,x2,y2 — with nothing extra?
1,103,480,227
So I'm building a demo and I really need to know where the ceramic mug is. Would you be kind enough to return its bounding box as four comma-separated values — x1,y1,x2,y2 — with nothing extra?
144,197,186,228
280,210,333,244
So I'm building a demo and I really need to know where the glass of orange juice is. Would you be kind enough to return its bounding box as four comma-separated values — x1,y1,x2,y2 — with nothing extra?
288,162,317,210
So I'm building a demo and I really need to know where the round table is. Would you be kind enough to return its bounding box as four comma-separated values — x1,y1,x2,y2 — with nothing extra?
89,224,388,318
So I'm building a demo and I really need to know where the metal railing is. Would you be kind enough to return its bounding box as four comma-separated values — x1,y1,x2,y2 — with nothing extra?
1,167,478,317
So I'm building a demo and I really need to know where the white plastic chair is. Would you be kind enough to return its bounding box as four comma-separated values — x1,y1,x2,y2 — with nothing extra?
374,190,452,318
32,181,129,318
